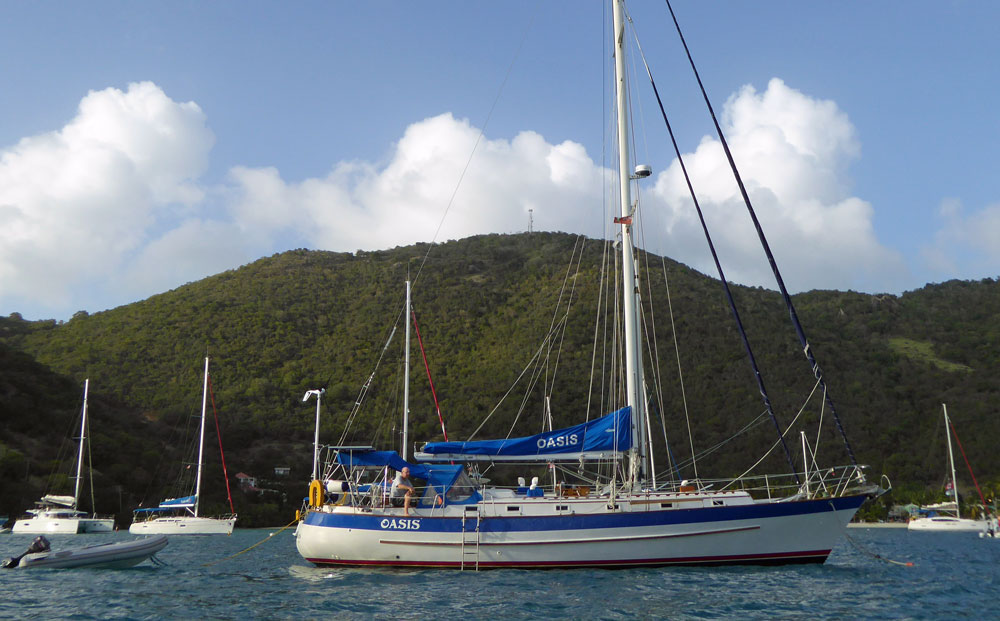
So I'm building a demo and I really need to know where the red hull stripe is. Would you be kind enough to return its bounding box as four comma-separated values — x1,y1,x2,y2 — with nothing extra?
305,549,831,569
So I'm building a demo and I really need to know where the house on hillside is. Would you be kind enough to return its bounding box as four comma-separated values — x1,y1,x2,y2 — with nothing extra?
274,466,290,477
236,472,259,492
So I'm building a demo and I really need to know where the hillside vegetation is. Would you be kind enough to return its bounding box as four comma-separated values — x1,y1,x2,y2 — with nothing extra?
2,232,999,524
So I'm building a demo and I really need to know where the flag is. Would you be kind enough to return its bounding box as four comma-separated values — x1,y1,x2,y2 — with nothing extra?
614,216,633,225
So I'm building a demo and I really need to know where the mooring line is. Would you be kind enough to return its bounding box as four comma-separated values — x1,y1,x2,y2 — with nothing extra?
841,529,914,567
202,518,300,567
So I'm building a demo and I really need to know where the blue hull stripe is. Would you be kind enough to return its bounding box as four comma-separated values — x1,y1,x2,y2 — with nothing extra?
303,494,866,533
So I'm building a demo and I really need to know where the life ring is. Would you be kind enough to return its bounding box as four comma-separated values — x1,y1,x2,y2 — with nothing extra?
308,479,324,507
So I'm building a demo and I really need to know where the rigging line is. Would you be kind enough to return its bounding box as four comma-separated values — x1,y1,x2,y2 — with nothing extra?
518,316,571,439
411,307,448,442
649,400,682,483
613,248,625,411
85,405,96,514
585,238,612,423
633,267,662,482
720,377,823,491
546,237,589,420
629,15,798,483
947,416,988,508
370,359,404,451
632,183,680,481
604,242,615,416
543,237,582,377
814,384,827,464
47,394,81,499
660,256,697,481
541,235,586,419
323,290,405,400
523,332,555,435
207,373,235,515
662,0,858,468
465,317,567,442
335,325,398,447
663,410,769,477
584,0,618,429
408,4,542,292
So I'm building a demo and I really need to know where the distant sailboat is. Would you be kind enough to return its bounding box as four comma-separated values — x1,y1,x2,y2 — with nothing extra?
129,358,236,535
13,380,115,534
908,404,989,533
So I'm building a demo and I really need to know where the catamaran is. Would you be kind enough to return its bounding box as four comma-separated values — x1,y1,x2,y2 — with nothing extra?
294,0,880,568
13,380,115,534
129,357,237,535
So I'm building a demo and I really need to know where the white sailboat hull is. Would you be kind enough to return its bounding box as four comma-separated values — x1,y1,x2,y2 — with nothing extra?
907,516,988,532
129,515,236,535
296,492,869,568
13,513,114,534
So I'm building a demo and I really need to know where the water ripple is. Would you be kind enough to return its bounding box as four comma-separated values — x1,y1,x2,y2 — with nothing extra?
1,527,998,619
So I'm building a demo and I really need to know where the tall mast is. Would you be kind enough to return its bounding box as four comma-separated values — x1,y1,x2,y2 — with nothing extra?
403,280,412,460
194,357,209,518
943,403,960,519
613,0,648,485
72,379,89,509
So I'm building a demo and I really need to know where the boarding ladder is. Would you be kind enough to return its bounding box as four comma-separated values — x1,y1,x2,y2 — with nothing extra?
460,507,481,571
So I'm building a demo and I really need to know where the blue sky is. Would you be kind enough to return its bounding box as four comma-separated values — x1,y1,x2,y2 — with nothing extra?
1,1,997,321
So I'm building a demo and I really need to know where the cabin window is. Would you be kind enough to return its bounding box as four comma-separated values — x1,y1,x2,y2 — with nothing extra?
446,470,479,503
660,502,674,508
507,506,520,512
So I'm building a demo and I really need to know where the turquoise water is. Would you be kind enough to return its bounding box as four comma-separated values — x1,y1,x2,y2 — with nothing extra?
1,527,997,619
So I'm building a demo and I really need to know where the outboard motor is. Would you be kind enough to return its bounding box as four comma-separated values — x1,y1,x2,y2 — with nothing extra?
27,536,51,554
2,535,51,568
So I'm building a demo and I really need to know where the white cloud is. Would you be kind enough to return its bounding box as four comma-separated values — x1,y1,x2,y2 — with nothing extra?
923,198,1000,279
224,83,905,296
0,81,215,315
121,218,249,295
2,78,912,319
642,78,905,293
224,113,608,252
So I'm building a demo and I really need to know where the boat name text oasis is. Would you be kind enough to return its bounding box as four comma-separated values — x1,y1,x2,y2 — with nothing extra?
538,433,579,449
380,518,421,530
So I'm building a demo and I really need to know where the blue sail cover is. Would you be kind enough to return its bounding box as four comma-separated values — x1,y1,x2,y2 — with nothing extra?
159,495,196,508
415,406,631,462
133,494,197,514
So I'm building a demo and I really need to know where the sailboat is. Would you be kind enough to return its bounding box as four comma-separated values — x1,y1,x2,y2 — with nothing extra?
129,357,237,535
13,380,115,534
294,0,879,568
908,404,989,533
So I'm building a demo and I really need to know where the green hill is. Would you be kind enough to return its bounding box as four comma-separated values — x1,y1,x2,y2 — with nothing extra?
2,232,998,524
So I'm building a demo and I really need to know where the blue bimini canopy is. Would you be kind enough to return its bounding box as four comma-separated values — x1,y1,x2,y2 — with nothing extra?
414,406,632,462
335,450,432,479
333,450,480,505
